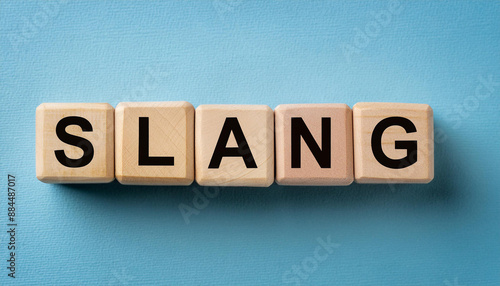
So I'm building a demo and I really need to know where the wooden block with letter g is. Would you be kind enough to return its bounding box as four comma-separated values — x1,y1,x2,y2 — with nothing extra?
195,105,274,187
115,102,194,185
36,103,115,183
353,102,434,184
275,104,353,186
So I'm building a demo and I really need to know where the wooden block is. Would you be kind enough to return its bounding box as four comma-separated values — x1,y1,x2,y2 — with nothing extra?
275,104,353,186
115,102,194,185
195,105,274,187
353,102,434,184
36,103,114,183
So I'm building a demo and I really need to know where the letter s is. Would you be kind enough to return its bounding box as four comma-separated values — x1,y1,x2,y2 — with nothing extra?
55,116,94,168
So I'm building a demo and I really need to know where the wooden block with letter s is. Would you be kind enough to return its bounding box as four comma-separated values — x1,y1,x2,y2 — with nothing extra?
36,103,115,183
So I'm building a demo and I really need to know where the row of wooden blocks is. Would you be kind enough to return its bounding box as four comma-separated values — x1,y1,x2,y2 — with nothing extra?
36,102,434,186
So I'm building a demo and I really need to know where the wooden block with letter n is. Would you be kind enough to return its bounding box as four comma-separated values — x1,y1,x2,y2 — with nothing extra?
195,105,274,187
353,102,434,184
275,104,353,186
36,103,115,183
115,102,194,185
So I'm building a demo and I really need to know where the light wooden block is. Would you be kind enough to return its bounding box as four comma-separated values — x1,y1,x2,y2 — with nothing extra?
353,102,434,184
36,103,114,183
115,102,194,185
195,105,274,187
275,104,353,186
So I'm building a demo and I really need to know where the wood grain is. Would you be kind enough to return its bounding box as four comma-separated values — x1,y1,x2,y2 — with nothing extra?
36,103,115,183
275,104,353,186
115,102,194,185
195,105,274,187
353,102,434,184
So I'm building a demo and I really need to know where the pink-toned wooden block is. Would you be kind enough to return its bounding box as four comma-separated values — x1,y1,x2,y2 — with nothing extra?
353,102,434,184
275,104,353,186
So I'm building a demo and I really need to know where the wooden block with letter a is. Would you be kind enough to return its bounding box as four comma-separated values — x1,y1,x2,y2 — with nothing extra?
195,105,274,187
36,103,115,183
353,102,434,184
275,104,353,186
115,101,194,185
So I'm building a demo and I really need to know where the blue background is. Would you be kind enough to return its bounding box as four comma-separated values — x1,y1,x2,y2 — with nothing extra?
1,1,500,285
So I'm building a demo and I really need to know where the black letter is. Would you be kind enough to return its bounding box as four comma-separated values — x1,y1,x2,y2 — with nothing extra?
139,117,174,166
371,116,417,169
208,117,257,168
291,117,331,168
55,116,94,168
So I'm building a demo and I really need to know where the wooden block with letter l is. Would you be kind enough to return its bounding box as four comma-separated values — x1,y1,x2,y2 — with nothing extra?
115,102,194,185
195,105,274,187
36,103,115,183
353,102,434,184
275,104,353,186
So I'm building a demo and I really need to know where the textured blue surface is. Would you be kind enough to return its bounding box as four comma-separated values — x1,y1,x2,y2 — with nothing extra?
1,1,500,285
